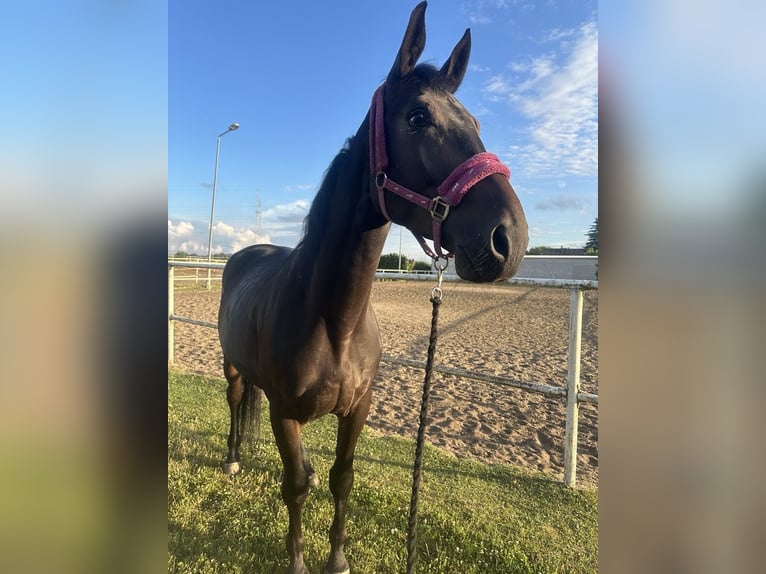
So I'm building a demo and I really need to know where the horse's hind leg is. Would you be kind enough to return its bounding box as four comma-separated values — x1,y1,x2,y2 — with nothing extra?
326,388,372,574
223,357,244,475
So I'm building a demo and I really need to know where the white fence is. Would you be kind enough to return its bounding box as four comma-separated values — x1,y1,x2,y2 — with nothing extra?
168,260,598,487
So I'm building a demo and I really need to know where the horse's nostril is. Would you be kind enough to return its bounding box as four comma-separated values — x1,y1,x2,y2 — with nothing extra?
491,225,510,261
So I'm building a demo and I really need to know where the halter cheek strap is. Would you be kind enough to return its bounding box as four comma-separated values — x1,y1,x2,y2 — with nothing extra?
369,84,511,260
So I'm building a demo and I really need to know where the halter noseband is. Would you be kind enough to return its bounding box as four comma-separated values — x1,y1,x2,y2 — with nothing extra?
369,84,511,261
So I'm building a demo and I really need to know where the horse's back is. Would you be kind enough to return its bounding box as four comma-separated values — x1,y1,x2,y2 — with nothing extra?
221,244,292,295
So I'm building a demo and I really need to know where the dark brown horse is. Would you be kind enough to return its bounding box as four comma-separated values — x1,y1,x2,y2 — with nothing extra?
217,3,528,573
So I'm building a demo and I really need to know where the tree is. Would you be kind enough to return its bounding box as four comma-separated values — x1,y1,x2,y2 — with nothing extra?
378,252,409,270
584,217,598,254
377,252,433,271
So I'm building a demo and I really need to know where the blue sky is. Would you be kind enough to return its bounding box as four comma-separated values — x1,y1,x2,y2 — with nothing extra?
169,1,599,260
1,1,167,228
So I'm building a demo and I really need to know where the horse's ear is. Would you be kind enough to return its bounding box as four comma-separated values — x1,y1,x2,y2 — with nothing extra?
388,1,427,82
440,29,471,93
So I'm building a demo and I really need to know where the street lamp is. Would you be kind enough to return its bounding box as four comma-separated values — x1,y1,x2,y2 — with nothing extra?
206,122,240,289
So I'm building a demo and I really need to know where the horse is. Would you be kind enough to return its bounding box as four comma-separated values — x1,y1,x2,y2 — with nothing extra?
217,3,528,573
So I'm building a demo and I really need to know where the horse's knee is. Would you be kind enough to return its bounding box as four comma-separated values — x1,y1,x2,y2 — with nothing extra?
300,444,319,488
329,459,354,498
282,472,311,507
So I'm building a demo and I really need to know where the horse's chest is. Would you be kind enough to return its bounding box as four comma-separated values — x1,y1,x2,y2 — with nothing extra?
325,359,376,417
270,339,379,421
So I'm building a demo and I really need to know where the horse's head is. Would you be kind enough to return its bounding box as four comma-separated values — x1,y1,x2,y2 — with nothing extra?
369,1,528,282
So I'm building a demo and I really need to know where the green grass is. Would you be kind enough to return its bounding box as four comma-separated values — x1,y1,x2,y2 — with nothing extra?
168,371,597,573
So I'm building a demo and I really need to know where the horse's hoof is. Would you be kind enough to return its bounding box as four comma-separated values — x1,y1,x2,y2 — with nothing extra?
222,461,240,475
307,472,319,488
324,553,349,574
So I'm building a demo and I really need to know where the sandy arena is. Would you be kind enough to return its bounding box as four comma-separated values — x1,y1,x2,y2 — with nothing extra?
171,279,598,486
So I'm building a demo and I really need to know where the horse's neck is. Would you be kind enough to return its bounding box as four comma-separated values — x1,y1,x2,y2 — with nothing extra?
316,220,389,340
294,134,389,343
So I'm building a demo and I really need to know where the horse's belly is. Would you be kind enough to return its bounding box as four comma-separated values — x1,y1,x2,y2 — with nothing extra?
217,314,261,380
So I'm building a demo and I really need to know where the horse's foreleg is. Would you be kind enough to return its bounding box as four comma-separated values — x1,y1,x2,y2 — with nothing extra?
326,388,372,574
271,412,311,574
223,357,244,475
301,442,320,488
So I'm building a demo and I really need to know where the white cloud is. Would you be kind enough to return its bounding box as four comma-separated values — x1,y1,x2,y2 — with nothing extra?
168,220,194,238
486,19,598,177
262,200,310,224
168,198,317,255
259,200,313,242
469,64,492,73
168,220,208,254
168,218,271,255
485,75,513,99
473,103,492,117
211,221,271,253
461,0,513,25
542,26,577,44
535,195,589,213
468,12,492,25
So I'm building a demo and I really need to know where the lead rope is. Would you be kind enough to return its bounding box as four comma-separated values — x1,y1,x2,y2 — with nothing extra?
406,258,448,574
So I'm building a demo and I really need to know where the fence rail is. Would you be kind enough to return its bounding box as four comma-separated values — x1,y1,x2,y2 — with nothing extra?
167,260,598,487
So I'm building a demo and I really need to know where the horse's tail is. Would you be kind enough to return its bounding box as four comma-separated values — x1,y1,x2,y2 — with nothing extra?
240,377,263,447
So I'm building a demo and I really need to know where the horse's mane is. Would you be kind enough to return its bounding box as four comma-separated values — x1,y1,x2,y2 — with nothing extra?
295,137,355,250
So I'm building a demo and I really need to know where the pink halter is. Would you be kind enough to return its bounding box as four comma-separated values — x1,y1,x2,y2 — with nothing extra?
369,84,511,260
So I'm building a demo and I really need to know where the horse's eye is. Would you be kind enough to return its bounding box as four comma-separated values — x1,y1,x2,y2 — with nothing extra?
408,109,429,129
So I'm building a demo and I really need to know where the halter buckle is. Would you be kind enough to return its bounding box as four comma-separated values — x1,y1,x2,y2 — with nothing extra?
429,196,450,222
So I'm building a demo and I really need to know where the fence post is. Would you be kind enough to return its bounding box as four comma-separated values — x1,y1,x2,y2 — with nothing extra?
168,264,175,365
564,287,584,487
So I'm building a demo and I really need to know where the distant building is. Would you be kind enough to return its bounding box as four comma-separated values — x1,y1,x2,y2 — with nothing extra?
515,255,597,280
533,247,587,256
437,254,598,281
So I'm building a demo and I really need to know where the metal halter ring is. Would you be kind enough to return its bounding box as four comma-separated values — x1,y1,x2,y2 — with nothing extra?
429,197,450,222
430,257,448,302
434,256,450,272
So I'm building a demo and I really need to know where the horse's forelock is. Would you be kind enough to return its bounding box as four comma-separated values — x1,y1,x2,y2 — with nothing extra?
405,63,453,92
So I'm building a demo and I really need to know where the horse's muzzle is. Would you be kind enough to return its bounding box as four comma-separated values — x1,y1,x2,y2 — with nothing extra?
453,219,527,283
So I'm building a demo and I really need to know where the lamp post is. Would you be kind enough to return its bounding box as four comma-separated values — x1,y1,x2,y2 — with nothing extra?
206,122,240,289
